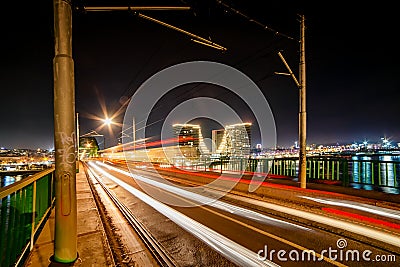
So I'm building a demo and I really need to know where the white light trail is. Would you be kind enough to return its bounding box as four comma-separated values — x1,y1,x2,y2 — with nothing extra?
300,196,400,220
222,192,400,248
88,161,279,267
97,161,310,231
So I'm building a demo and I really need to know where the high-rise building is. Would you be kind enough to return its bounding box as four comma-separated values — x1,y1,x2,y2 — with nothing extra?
173,124,200,147
212,129,225,153
172,124,210,157
215,123,251,157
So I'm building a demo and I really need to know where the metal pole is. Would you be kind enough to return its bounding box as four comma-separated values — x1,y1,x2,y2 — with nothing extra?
298,15,307,188
53,0,77,263
76,112,79,172
133,116,136,156
83,6,191,11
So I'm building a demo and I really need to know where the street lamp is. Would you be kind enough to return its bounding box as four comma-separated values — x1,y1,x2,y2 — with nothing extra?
101,117,116,149
103,117,113,126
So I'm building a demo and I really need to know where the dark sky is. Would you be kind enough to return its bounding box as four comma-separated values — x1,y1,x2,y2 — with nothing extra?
1,1,399,149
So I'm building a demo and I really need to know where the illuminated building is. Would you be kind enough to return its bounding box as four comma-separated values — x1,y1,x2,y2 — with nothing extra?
212,129,225,153
172,124,210,158
215,123,252,157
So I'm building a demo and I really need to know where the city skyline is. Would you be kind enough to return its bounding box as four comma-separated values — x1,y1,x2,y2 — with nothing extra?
1,121,398,150
1,1,399,149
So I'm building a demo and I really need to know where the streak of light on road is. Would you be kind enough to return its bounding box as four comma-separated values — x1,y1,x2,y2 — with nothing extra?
97,161,311,231
97,161,400,248
88,161,279,267
300,196,400,220
96,162,353,266
218,191,400,248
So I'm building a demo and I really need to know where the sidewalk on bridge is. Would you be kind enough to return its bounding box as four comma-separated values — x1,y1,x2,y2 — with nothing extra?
23,163,114,267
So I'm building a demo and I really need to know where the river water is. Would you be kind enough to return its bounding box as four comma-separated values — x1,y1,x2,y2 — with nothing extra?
350,153,400,194
1,173,32,188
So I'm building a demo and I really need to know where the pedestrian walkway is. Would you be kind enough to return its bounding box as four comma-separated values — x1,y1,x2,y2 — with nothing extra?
23,163,114,267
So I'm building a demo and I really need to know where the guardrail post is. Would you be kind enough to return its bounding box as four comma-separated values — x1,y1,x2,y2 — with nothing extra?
341,158,349,187
30,181,37,250
378,163,382,186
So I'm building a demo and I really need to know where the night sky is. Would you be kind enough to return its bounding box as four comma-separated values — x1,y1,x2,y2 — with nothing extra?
1,1,399,149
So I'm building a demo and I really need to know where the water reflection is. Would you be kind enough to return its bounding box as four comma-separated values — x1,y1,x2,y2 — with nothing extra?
1,174,25,188
351,154,400,194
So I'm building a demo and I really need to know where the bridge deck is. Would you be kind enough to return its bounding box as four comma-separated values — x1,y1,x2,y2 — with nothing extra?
23,163,114,266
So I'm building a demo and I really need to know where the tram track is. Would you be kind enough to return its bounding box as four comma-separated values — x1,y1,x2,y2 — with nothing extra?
106,160,400,255
83,160,400,266
82,161,178,267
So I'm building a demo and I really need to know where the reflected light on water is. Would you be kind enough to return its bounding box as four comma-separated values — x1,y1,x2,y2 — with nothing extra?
351,154,399,194
2,176,16,187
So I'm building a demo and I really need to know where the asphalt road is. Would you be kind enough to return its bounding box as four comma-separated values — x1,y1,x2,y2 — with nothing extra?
86,160,400,267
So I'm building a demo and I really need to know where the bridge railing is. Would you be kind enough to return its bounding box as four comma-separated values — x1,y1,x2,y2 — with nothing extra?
0,168,55,267
349,159,399,188
205,156,399,189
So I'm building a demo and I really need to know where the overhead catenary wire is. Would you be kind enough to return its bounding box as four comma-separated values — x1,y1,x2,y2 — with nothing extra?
79,2,227,134
120,38,287,139
98,1,298,143
119,42,165,103
216,0,297,41
83,6,227,51
120,30,294,139
136,12,227,51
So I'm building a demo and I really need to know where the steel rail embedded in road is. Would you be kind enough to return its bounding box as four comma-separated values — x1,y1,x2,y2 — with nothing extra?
83,162,177,267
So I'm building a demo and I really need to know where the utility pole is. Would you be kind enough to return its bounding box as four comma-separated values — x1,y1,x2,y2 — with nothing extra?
76,112,80,172
298,15,307,189
277,14,307,188
53,0,77,263
217,1,307,188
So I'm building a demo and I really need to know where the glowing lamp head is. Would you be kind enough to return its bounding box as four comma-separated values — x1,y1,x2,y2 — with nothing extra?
103,117,113,126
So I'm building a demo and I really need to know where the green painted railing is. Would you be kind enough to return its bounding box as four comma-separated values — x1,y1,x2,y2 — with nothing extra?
350,159,399,188
0,168,55,267
203,156,399,189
